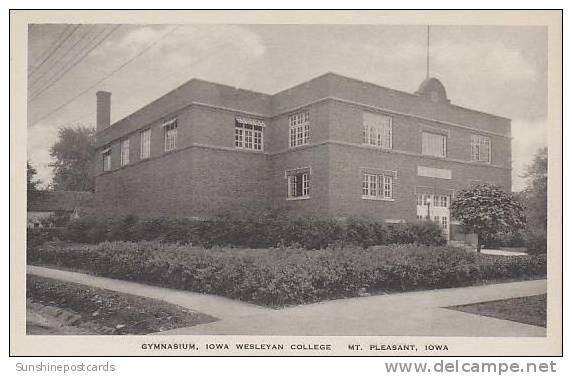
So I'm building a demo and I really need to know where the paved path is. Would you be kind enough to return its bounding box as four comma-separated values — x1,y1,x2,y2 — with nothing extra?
27,265,546,337
27,265,269,320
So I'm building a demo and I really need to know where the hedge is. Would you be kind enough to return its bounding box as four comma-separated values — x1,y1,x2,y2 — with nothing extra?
59,214,447,249
28,242,547,307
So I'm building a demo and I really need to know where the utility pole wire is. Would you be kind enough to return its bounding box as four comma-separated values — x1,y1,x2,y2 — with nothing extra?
29,26,179,127
29,25,71,73
28,25,81,77
29,25,98,88
63,30,228,127
28,25,121,102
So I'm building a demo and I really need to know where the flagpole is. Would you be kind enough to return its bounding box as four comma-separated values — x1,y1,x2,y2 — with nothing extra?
426,25,430,79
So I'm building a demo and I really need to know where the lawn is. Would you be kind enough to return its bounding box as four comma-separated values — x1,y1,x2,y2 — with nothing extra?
26,275,217,334
448,294,547,327
27,241,547,307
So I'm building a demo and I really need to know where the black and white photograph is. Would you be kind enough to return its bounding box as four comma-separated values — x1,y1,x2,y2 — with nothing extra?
10,9,562,357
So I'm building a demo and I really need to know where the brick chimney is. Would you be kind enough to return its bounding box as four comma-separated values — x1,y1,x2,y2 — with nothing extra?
96,91,111,132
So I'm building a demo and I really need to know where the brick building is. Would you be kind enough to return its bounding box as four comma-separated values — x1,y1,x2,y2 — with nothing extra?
94,73,511,241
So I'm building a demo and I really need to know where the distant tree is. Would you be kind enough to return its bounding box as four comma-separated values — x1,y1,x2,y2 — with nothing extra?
27,161,41,192
450,184,526,253
49,126,95,191
520,147,548,253
522,147,548,227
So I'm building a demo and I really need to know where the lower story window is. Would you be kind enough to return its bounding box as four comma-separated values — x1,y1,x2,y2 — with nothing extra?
287,171,310,199
102,149,111,172
362,173,393,200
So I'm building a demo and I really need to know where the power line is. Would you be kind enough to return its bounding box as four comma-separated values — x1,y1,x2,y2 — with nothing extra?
29,25,97,88
64,35,231,127
29,25,71,73
28,25,121,102
29,26,180,127
28,24,80,77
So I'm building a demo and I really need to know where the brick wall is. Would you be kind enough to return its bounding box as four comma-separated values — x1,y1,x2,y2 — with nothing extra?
95,145,270,218
93,73,512,222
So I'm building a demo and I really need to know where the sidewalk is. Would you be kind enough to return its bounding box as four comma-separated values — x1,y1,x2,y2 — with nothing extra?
27,265,270,320
27,265,547,337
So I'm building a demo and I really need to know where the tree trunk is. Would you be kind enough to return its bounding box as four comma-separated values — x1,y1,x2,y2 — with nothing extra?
476,233,482,253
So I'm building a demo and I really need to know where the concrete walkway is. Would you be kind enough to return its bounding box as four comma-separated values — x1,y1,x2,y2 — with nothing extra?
27,265,546,337
27,265,269,320
479,249,528,256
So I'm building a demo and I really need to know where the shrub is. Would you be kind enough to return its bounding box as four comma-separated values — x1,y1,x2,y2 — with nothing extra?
28,242,547,307
27,227,64,248
58,213,449,250
525,231,547,255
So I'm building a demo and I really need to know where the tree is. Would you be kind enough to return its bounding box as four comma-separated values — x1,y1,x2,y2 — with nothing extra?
49,126,96,191
450,184,526,252
520,147,548,253
27,161,41,192
522,147,547,227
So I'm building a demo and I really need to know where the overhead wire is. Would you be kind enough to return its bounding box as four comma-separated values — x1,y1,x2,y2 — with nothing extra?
28,25,121,102
29,26,180,127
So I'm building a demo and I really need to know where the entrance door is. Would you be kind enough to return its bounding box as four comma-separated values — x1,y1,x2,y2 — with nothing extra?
416,194,450,241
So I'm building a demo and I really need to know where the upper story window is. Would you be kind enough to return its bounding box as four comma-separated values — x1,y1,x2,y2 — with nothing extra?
102,148,111,172
120,139,130,166
164,119,177,152
422,131,447,158
362,172,393,200
363,112,392,149
235,117,264,151
289,110,310,148
140,128,151,160
471,134,491,163
286,168,311,199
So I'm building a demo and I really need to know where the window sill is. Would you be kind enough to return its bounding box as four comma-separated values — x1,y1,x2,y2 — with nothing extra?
235,147,264,153
469,159,491,165
289,143,311,150
286,196,310,201
361,196,395,202
361,143,392,151
421,154,447,159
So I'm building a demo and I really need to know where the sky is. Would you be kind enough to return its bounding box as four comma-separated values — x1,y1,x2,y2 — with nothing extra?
27,24,548,191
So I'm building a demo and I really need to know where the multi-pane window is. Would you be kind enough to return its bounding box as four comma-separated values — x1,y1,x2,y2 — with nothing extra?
235,117,264,151
362,173,393,200
422,132,447,158
140,129,151,159
289,110,310,148
287,172,310,199
363,112,392,149
471,134,491,163
120,139,130,166
433,195,449,208
416,194,449,208
102,149,111,172
164,119,177,152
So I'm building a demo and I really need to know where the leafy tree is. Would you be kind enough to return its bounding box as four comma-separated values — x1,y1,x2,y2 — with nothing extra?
27,161,41,192
450,184,526,252
49,126,95,191
522,147,547,227
520,147,548,254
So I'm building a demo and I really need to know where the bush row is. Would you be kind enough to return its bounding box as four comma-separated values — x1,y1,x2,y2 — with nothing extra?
59,214,447,249
28,242,547,307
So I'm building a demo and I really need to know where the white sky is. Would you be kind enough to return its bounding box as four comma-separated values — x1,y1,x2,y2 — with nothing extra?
27,24,547,191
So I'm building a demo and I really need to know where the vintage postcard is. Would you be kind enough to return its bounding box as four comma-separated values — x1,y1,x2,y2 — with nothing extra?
10,10,562,356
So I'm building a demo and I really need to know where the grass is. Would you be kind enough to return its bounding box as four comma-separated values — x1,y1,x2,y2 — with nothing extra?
26,275,217,334
448,294,547,327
